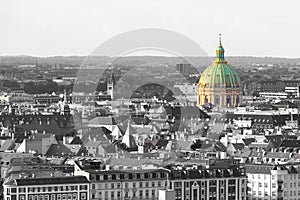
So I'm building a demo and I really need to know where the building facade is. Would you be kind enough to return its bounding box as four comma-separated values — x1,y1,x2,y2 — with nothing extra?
73,159,247,200
169,159,247,200
74,165,170,200
246,164,300,200
3,176,90,200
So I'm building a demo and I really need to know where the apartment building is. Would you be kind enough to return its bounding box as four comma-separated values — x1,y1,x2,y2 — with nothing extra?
246,163,300,200
3,176,90,200
169,159,247,200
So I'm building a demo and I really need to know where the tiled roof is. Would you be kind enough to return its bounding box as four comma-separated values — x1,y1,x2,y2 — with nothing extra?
245,165,273,174
70,136,83,145
242,138,255,146
105,157,163,167
280,140,300,148
102,144,117,154
84,140,102,148
45,144,74,157
176,140,193,150
0,114,75,136
0,139,15,151
265,135,284,148
88,116,117,126
152,139,169,149
232,143,245,150
9,176,89,186
82,127,111,144
248,142,269,149
265,152,290,159
65,144,90,156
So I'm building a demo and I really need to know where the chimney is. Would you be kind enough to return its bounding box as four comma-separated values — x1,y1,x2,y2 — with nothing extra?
63,136,67,145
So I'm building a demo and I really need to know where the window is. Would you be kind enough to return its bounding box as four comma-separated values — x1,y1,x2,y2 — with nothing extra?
80,193,86,200
18,188,25,193
80,185,87,190
158,182,161,187
152,190,155,197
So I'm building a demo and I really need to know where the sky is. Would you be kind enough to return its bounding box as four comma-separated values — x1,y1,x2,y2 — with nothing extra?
0,0,299,58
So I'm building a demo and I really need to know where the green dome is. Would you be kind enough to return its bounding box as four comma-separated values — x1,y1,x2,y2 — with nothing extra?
198,37,241,88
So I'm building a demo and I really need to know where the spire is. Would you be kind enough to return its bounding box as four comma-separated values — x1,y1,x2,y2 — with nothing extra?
214,33,227,64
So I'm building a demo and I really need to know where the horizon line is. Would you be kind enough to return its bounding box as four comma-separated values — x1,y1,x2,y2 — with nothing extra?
0,55,300,60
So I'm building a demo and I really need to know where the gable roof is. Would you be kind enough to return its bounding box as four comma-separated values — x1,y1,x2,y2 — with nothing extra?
242,138,256,146
231,143,245,151
279,140,300,148
70,136,83,145
9,176,89,186
45,144,73,157
0,139,15,152
88,116,117,126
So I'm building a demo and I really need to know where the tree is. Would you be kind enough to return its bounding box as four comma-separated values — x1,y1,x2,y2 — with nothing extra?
24,81,36,94
45,81,59,94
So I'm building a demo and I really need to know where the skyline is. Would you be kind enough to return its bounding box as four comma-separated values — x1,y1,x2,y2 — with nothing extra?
1,0,300,58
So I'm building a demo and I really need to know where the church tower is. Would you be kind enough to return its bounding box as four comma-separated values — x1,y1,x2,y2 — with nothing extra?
197,34,242,108
107,73,115,100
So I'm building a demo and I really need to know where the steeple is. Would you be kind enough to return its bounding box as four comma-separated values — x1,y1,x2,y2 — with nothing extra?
214,34,227,64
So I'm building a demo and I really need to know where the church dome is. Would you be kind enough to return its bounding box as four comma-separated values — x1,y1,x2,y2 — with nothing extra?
198,35,241,88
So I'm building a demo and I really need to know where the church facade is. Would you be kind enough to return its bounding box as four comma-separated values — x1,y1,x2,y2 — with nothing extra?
197,35,242,107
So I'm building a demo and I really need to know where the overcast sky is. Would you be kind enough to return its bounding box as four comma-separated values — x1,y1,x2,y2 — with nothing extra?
0,0,299,58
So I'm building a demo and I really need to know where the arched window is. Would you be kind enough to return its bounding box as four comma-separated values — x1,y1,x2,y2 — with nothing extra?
204,95,209,104
215,95,220,105
236,95,240,106
226,95,231,107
